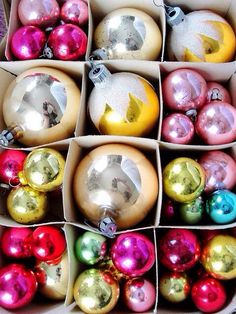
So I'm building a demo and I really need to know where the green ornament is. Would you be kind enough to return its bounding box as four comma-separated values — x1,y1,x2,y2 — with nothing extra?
179,197,204,224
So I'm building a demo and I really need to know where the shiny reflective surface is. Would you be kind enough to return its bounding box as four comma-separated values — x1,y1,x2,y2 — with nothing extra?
61,0,88,26
206,82,231,104
179,196,204,224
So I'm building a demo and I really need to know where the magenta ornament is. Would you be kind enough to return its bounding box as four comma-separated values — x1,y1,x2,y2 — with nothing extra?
48,23,87,60
206,82,231,104
195,101,236,145
161,199,175,222
61,0,88,26
111,232,155,277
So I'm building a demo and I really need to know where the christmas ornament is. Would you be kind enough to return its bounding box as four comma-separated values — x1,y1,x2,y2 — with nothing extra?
201,234,236,280
206,82,231,104
199,229,222,244
34,252,68,300
161,199,175,222
159,272,191,302
1,67,81,147
123,277,156,312
111,232,155,277
167,8,236,62
161,113,194,144
73,144,158,236
88,65,159,137
73,268,120,314
158,229,201,272
19,148,65,192
191,277,226,312
1,227,33,259
162,69,207,112
47,24,87,60
98,258,128,282
198,150,236,194
0,149,27,186
18,0,60,28
163,157,205,203
11,26,46,60
195,101,236,145
179,196,204,224
75,231,107,265
7,185,48,224
93,8,162,60
0,263,37,309
32,226,66,262
61,0,88,26
206,190,236,224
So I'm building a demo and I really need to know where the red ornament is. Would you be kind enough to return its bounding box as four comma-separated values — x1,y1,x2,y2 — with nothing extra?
32,226,66,262
199,229,222,244
161,199,175,222
1,227,33,259
0,264,37,309
48,24,87,60
191,277,227,313
158,229,201,272
0,150,27,186
61,0,88,26
206,82,231,104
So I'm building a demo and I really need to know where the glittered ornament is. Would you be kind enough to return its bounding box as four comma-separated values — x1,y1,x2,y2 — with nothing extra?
163,157,205,203
179,196,204,224
167,9,236,62
88,66,159,137
0,263,37,309
161,113,194,144
1,67,81,147
93,8,162,60
47,24,87,60
73,268,120,314
73,144,158,236
11,25,46,60
18,0,60,28
195,101,236,145
158,229,201,272
159,272,191,303
7,185,48,224
123,277,156,312
75,231,106,265
198,150,236,194
61,0,88,26
206,82,231,104
191,277,226,313
201,234,236,280
162,69,207,112
206,189,236,224
19,148,65,192
111,232,155,277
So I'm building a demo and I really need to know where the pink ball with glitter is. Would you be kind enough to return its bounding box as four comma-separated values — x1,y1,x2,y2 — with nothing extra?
61,0,88,26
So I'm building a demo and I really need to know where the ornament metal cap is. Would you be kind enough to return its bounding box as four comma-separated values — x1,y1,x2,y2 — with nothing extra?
99,216,117,238
0,126,22,147
166,6,185,27
88,64,112,87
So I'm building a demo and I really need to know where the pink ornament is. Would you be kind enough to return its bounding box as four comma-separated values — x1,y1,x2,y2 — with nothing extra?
191,277,226,313
161,199,175,222
111,232,155,277
195,101,236,145
158,229,201,272
1,227,33,259
0,264,37,309
18,0,60,28
61,0,88,26
123,277,156,312
161,113,194,144
206,82,231,104
199,150,236,193
0,150,27,186
162,69,207,112
48,23,87,60
11,25,46,60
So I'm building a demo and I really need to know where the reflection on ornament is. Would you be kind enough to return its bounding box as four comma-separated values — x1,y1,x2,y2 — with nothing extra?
206,82,231,104
61,0,88,26
179,196,204,224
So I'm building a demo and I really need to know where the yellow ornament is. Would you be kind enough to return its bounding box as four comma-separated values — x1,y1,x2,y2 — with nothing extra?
201,235,236,280
163,157,205,203
19,148,65,192
7,185,47,224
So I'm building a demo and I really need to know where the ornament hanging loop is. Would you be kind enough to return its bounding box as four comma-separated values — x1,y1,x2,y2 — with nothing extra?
152,0,185,27
88,57,112,87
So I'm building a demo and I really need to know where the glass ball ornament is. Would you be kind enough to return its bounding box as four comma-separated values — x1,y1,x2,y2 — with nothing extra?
179,196,204,224
93,8,162,60
1,67,81,147
163,157,205,203
61,0,88,26
206,82,231,104
167,9,236,62
73,268,120,314
88,65,159,137
161,199,175,222
73,143,158,236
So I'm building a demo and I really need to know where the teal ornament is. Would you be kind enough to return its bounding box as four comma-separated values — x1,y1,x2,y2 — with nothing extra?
206,190,236,224
75,231,107,265
179,197,204,224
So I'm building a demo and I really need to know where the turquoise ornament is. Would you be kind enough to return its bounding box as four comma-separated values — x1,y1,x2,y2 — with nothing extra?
179,197,204,224
206,190,236,224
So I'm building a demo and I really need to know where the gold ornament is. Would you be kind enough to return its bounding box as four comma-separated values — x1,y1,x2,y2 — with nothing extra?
7,185,47,224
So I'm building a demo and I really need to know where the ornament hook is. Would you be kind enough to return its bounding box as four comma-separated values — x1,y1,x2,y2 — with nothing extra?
84,217,117,239
152,1,185,27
